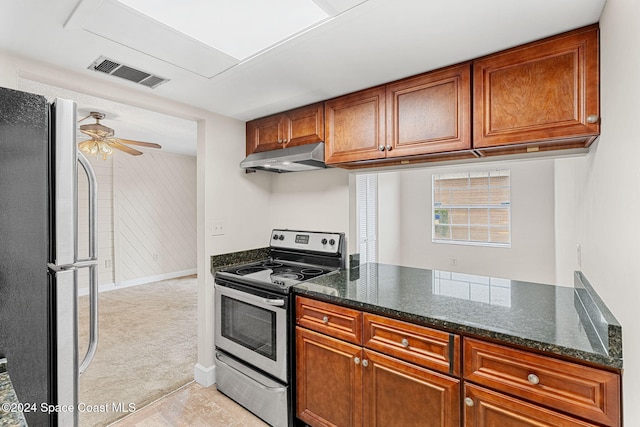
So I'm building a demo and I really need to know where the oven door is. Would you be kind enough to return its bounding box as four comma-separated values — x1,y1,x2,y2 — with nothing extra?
214,283,288,382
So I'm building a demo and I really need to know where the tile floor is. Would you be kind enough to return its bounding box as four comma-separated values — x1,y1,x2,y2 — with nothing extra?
111,382,268,427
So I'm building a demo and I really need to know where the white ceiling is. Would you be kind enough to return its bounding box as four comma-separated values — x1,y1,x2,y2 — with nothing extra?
18,77,198,157
1,0,606,155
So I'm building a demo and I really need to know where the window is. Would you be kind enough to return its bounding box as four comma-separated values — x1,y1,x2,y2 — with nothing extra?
432,170,511,247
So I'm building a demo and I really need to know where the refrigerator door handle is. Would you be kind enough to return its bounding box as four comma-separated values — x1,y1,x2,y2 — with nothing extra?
78,152,99,375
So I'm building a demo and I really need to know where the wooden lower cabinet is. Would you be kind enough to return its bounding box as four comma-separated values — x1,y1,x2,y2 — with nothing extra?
295,298,621,427
463,384,599,427
296,327,363,427
463,338,620,427
296,326,460,427
364,350,460,427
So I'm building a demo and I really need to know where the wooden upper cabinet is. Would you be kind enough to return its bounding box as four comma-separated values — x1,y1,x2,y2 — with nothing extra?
246,113,285,154
286,103,324,148
386,63,471,157
325,86,386,164
473,25,599,149
246,102,324,155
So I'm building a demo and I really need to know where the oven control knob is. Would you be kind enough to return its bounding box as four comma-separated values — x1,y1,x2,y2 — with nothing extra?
273,234,279,240
321,238,328,245
329,239,336,246
278,235,284,241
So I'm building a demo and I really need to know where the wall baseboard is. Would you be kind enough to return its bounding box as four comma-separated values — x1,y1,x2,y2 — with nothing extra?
194,363,216,387
78,269,197,296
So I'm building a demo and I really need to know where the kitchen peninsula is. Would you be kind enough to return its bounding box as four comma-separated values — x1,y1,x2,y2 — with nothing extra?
294,263,622,427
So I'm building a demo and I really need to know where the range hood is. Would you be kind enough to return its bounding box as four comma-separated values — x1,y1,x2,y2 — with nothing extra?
240,142,328,173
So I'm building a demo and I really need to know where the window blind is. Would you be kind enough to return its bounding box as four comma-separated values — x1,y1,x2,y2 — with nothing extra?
432,170,511,247
356,174,377,263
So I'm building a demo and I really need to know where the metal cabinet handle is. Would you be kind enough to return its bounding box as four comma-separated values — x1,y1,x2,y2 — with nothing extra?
263,298,285,306
401,338,409,348
386,145,392,151
378,145,385,151
464,397,474,407
78,153,99,375
322,316,329,324
586,115,599,124
362,359,369,367
354,357,360,365
527,373,540,385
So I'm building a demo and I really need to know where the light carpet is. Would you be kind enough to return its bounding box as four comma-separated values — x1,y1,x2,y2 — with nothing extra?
77,275,197,427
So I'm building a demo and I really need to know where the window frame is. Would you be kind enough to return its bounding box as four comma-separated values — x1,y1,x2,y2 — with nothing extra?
431,170,512,248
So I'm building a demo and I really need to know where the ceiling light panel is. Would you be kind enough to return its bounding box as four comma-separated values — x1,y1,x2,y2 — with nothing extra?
117,0,329,60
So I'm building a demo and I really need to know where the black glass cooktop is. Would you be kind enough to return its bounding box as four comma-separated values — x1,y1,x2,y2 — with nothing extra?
220,259,336,287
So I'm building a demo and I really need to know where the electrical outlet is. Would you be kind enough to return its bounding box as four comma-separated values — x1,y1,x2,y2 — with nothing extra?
153,253,159,261
212,221,225,236
451,258,457,266
104,259,112,268
576,243,582,268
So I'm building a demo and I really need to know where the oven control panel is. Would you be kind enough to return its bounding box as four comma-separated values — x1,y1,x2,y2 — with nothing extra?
270,229,343,254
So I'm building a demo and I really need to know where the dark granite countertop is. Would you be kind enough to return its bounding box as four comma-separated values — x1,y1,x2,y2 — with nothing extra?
210,247,270,273
0,359,28,427
294,263,622,369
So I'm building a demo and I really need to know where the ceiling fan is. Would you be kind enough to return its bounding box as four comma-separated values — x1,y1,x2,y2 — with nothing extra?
77,111,162,159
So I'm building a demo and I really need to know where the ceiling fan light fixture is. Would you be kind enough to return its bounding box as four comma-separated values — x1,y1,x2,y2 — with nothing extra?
77,111,162,159
78,139,113,160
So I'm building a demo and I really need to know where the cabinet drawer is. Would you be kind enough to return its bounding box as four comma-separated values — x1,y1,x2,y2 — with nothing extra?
463,338,621,427
464,384,600,427
363,313,459,376
296,297,363,345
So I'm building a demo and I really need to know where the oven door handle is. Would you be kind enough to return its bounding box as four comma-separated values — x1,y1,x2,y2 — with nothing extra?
262,298,285,306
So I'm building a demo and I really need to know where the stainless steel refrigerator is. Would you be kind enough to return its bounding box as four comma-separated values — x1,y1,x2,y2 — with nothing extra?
0,86,99,426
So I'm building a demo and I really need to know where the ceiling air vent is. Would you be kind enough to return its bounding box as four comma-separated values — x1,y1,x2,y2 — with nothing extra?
88,56,169,89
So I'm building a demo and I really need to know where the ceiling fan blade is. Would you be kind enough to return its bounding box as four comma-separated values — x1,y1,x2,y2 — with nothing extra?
117,138,162,149
109,140,143,156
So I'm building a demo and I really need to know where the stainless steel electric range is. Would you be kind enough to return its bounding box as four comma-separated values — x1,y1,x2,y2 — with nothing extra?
214,229,345,427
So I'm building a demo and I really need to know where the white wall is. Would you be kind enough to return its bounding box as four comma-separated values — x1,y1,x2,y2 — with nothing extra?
114,151,196,284
270,167,350,236
76,150,198,291
553,156,585,285
557,0,640,423
376,159,557,284
377,172,403,265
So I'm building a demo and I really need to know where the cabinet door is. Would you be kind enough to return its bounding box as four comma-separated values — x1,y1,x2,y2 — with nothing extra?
363,350,460,427
325,86,386,164
386,63,471,157
464,384,599,427
246,114,285,154
296,327,363,427
286,103,324,148
473,25,599,149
